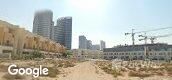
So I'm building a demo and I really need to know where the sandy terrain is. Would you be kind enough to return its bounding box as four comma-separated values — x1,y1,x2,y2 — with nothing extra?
58,61,115,80
57,61,172,80
0,60,172,80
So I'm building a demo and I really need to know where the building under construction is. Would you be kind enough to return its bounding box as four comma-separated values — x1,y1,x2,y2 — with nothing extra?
103,43,172,60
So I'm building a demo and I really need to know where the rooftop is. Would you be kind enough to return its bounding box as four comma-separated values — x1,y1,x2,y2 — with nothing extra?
103,43,172,52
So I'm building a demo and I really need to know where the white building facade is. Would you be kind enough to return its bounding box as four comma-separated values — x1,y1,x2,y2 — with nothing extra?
103,44,172,61
100,40,106,50
72,49,103,60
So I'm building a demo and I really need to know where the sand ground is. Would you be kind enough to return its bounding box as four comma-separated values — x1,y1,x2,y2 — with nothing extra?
57,61,115,80
57,61,172,80
0,60,172,80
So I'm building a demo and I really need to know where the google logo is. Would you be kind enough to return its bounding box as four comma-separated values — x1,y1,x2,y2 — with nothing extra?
8,64,48,78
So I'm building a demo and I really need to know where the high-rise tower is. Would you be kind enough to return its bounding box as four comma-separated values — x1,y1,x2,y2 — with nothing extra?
54,17,72,49
33,10,54,39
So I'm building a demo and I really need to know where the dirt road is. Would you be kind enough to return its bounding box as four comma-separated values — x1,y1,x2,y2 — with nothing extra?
58,61,115,80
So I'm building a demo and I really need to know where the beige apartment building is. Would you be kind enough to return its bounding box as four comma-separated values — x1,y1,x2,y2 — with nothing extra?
71,49,103,60
0,20,66,59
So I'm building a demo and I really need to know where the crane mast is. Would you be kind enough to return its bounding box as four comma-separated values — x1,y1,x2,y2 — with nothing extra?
145,33,172,44
125,27,172,45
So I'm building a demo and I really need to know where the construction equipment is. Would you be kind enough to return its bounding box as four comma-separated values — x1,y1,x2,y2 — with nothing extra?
125,27,172,45
125,29,135,45
139,33,172,44
138,33,148,44
138,33,172,60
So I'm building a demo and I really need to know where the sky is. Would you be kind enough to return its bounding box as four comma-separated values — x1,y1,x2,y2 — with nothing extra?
0,0,172,49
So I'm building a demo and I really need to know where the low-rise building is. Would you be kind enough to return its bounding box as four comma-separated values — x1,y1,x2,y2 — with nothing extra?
103,43,172,61
0,20,66,59
71,49,103,60
92,44,100,50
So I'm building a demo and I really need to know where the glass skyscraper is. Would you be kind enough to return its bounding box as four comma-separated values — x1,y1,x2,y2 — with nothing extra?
33,10,54,39
54,17,72,49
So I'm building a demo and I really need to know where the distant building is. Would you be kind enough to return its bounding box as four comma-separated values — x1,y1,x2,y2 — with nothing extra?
100,40,106,50
87,40,92,50
71,49,103,60
103,43,172,60
79,35,93,50
33,10,54,39
79,35,87,49
92,44,100,50
54,17,72,49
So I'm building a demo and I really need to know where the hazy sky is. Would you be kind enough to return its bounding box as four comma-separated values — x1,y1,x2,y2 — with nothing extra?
0,0,172,49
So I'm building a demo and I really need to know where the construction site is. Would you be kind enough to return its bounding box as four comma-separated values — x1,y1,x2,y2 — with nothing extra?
0,11,172,80
0,21,172,80
104,27,172,61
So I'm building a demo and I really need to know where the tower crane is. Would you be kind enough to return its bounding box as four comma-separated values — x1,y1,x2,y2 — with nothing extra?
139,33,172,44
138,33,172,60
125,27,172,45
125,29,135,45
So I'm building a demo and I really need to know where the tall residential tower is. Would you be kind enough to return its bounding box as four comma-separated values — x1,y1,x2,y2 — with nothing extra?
33,10,54,39
100,40,106,50
54,17,72,49
79,35,87,49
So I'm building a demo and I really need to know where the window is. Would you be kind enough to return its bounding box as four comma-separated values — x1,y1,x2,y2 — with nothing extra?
138,53,141,55
168,52,170,55
163,53,166,55
159,53,162,55
24,44,26,48
119,53,121,55
3,50,12,53
154,53,157,55
6,40,10,46
150,53,152,55
122,53,124,55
